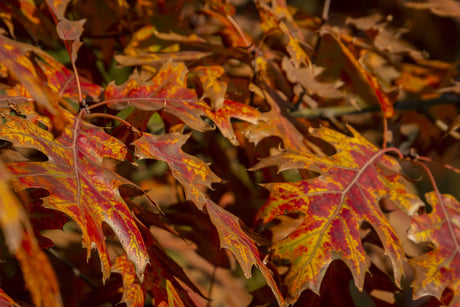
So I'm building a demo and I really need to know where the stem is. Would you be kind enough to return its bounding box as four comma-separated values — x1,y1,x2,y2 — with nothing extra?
290,94,460,119
226,14,252,48
46,247,97,289
382,117,388,149
84,112,142,135
71,60,83,106
322,0,331,21
417,156,460,175
206,266,217,307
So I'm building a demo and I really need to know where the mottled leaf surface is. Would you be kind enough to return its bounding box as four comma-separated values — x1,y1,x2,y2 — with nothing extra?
408,192,460,306
105,60,211,132
205,200,285,306
0,110,149,281
112,254,145,307
132,132,222,209
0,35,67,135
253,126,423,303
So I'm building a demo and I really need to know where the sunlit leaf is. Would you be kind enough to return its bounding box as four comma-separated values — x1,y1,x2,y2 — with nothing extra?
253,126,423,303
0,109,149,281
193,66,227,111
0,35,67,135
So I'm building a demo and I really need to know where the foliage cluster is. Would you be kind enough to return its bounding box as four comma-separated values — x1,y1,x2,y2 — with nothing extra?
1,0,460,306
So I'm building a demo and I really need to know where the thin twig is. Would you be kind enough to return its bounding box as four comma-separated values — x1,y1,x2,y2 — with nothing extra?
290,95,460,119
322,0,332,21
46,247,98,289
84,112,142,136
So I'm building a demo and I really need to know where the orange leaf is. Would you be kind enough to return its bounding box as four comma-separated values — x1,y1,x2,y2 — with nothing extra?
0,35,67,135
112,255,145,307
193,66,227,111
206,99,261,146
0,161,63,306
408,192,460,305
253,126,423,304
317,33,396,118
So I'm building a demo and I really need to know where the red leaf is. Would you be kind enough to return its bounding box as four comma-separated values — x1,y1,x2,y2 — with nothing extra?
0,288,20,307
0,110,149,281
253,126,423,303
106,61,261,145
105,60,211,132
205,200,285,306
132,132,222,209
138,223,200,307
408,192,460,305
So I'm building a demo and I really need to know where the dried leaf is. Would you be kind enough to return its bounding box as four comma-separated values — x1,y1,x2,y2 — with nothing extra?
317,33,397,118
253,126,423,303
46,0,86,63
405,0,460,19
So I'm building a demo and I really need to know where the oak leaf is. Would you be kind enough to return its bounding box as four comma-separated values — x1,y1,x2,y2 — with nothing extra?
112,255,145,307
132,132,222,210
317,32,397,118
0,109,149,281
205,200,285,306
0,161,63,307
253,126,423,303
105,60,260,145
408,192,460,306
0,35,67,135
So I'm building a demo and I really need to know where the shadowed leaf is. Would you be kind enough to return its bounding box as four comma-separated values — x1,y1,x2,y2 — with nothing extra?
132,132,222,209
205,200,285,306
408,192,460,306
112,254,145,307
